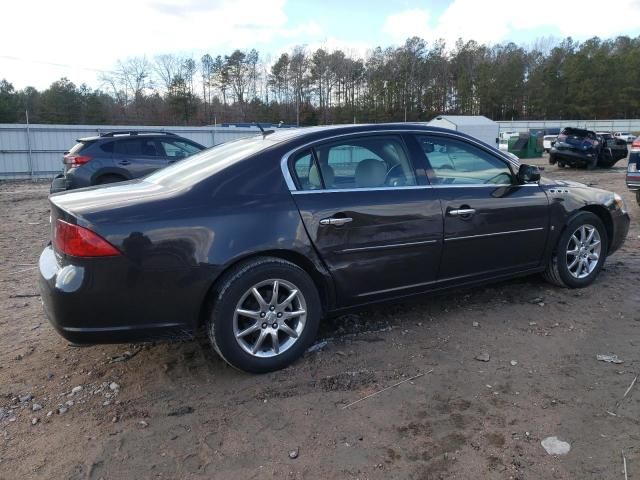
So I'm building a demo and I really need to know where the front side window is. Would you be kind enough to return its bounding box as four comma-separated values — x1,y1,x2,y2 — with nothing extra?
291,135,416,190
416,135,514,185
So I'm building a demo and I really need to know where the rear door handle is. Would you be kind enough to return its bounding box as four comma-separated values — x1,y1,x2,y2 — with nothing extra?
448,208,476,217
320,217,353,226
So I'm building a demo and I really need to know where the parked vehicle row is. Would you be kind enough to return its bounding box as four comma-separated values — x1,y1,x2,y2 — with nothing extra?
549,127,628,169
626,137,640,205
50,131,205,193
39,124,630,373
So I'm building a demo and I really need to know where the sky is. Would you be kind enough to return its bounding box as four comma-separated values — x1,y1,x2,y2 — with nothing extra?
2,0,640,91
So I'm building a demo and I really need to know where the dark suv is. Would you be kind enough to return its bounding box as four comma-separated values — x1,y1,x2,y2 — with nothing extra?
50,131,205,193
549,127,627,169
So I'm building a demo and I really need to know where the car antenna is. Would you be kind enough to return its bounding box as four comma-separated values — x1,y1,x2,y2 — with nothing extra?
255,122,274,138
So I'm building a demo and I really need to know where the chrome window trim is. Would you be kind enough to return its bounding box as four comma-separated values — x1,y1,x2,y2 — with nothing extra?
280,129,520,191
444,227,545,242
290,183,539,195
337,239,438,254
292,185,431,194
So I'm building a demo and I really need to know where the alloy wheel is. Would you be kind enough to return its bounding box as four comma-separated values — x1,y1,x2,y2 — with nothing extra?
233,279,307,358
566,224,601,279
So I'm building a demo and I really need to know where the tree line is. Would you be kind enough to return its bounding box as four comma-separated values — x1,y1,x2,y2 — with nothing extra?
1,35,640,126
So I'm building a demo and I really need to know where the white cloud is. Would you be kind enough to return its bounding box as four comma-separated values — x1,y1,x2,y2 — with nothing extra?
0,0,296,89
382,9,431,44
384,0,640,48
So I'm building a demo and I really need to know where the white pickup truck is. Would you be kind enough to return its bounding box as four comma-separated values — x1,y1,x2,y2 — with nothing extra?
543,135,557,152
614,132,637,143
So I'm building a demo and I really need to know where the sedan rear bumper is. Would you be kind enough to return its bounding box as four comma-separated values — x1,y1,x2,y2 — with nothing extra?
550,148,596,165
38,246,196,344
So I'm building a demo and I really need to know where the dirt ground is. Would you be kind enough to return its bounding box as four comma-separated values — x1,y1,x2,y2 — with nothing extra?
0,156,639,480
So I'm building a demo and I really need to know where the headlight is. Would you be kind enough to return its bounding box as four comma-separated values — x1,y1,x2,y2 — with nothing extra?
613,193,627,212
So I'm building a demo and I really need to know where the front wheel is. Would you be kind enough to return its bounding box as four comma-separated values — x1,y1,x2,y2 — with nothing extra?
543,212,608,288
207,257,321,373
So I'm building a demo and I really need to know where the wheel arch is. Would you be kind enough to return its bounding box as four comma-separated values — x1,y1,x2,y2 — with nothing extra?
549,204,613,258
91,168,131,185
197,249,334,328
579,204,613,253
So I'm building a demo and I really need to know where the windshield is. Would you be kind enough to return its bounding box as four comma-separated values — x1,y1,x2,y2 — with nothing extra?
146,135,274,186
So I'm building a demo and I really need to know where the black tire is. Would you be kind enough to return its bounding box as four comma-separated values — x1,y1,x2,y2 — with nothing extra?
96,174,126,185
636,190,640,207
543,211,608,288
207,257,321,373
558,161,565,168
598,159,615,168
549,155,557,165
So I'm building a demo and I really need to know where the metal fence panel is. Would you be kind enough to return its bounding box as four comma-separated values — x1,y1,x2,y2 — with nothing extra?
0,124,262,179
497,119,640,133
3,120,640,180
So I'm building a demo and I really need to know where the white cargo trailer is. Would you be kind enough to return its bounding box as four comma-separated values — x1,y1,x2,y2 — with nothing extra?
427,115,500,148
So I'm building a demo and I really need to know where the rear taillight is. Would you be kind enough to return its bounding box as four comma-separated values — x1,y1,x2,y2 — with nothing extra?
63,154,93,167
631,138,640,152
54,219,120,257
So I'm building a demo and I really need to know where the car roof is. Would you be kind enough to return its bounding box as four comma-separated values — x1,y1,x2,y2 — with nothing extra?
76,132,186,142
259,122,484,144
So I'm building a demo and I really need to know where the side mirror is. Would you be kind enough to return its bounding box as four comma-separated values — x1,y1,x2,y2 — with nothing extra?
517,164,541,184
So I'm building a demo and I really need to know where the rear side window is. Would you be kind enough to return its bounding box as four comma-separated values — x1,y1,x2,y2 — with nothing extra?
114,139,160,156
294,135,416,190
292,150,323,190
100,141,114,153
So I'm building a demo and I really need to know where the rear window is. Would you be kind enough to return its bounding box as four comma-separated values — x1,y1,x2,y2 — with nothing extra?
146,135,273,186
560,128,596,140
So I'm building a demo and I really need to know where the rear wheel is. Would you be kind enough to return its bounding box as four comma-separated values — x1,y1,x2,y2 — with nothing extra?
543,212,608,288
96,174,126,185
598,159,615,168
207,257,321,373
636,190,640,206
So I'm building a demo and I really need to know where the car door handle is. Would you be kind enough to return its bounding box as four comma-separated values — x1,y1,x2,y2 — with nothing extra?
118,160,131,166
448,208,476,217
320,217,353,226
